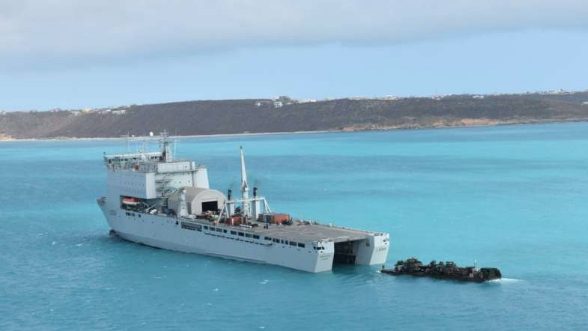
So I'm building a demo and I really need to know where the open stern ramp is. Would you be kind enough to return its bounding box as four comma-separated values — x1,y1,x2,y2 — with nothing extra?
254,223,390,267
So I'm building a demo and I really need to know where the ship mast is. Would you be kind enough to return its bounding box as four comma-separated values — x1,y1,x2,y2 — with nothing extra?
160,130,173,162
240,146,250,219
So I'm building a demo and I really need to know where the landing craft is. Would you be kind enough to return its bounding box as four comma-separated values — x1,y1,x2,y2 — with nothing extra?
381,258,502,282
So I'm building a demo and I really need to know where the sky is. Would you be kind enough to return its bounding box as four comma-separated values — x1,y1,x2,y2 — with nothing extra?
1,0,587,111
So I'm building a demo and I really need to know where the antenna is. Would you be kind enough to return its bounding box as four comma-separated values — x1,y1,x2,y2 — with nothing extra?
174,137,177,159
240,146,250,218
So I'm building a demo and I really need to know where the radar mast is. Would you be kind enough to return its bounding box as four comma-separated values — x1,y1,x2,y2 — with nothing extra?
240,146,250,218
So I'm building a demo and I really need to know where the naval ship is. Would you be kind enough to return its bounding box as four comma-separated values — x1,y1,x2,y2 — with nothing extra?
97,134,389,272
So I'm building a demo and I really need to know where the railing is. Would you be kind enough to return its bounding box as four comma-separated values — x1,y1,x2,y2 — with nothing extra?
217,197,272,222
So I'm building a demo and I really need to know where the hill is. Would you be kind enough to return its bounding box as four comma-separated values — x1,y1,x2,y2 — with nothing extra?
1,91,588,139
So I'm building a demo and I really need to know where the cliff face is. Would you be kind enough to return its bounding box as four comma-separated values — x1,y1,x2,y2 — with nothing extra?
1,92,588,139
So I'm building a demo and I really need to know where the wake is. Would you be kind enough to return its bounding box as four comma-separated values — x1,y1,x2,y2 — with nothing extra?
489,277,522,283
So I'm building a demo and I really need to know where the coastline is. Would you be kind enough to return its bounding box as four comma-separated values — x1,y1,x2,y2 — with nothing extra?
1,117,588,143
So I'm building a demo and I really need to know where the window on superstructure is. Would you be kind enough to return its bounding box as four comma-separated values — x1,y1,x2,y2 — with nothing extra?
297,243,305,248
230,231,237,235
253,235,260,239
181,222,200,231
289,241,297,246
238,232,244,237
245,234,252,238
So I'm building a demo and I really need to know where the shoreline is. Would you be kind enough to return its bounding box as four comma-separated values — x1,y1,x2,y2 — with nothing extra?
1,118,588,143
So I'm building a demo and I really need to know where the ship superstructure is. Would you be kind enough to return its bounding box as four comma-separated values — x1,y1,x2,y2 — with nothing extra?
97,134,389,272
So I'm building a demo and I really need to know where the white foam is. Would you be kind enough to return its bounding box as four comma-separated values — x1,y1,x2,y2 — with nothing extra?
490,277,522,283
259,279,269,285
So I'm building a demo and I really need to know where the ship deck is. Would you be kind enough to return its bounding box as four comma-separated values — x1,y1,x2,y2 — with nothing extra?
130,208,377,243
182,216,377,243
252,222,373,243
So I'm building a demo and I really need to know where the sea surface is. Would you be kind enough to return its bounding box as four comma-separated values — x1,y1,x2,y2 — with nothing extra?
1,122,588,330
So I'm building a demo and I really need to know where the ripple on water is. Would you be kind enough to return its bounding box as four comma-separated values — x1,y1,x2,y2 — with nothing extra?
3,123,588,329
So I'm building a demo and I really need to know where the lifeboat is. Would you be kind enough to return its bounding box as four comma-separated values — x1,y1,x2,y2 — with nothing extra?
122,197,140,206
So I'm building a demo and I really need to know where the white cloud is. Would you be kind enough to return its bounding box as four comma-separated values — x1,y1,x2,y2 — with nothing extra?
0,0,587,61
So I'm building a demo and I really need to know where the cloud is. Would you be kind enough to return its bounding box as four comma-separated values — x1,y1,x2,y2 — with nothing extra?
0,0,587,63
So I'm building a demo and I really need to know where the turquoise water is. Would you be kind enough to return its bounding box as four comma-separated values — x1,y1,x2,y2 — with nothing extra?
1,122,588,330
